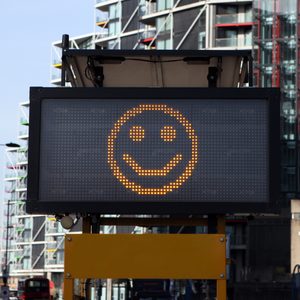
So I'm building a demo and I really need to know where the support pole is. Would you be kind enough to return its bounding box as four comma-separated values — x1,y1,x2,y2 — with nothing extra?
64,277,74,300
61,34,69,87
217,215,226,300
82,216,92,233
217,279,227,300
217,215,226,234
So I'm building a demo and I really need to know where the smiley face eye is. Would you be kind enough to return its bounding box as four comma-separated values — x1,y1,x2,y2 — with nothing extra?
129,126,145,142
161,126,176,142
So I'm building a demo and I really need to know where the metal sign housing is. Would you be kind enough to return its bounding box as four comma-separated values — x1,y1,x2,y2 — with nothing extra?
62,49,252,88
27,87,280,214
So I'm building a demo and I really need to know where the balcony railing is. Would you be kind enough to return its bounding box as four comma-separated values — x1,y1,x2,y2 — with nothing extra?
51,72,61,81
17,182,27,190
20,117,29,126
52,58,62,67
47,242,57,249
5,170,18,179
13,263,23,270
140,2,156,16
18,129,28,137
16,207,26,215
215,37,252,47
96,16,110,27
140,28,156,39
96,0,117,3
216,13,253,24
47,225,59,234
6,162,17,169
282,63,296,74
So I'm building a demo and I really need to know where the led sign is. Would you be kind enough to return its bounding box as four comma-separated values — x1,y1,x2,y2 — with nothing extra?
27,87,280,214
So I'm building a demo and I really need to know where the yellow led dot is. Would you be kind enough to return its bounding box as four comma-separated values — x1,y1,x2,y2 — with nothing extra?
129,126,145,142
161,126,176,142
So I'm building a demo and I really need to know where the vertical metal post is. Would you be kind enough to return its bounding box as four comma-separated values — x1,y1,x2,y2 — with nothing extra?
248,55,254,87
106,279,113,300
83,216,92,299
82,216,92,233
217,215,226,234
64,276,74,300
61,34,69,87
3,200,10,287
217,279,227,300
217,215,226,300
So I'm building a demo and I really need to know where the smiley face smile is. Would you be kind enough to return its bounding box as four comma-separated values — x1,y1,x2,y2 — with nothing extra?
123,153,183,176
107,104,198,195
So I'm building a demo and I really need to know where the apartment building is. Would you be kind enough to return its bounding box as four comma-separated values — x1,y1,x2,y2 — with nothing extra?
1,101,67,296
253,0,298,201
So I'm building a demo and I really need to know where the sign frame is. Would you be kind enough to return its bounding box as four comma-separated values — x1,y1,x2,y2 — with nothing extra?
27,87,280,214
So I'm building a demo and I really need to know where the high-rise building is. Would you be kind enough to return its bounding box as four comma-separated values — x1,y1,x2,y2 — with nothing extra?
51,0,253,77
253,0,298,201
1,101,68,296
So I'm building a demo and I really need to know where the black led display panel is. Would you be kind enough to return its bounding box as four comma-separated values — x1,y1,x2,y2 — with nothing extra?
27,87,280,214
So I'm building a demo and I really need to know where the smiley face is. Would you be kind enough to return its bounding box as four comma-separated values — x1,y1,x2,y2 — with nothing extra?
107,104,198,195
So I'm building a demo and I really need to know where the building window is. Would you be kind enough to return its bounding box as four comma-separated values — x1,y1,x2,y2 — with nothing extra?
156,16,171,49
244,29,252,46
156,16,171,32
108,39,120,49
109,21,121,36
24,218,31,229
157,0,173,11
108,3,121,36
157,39,171,49
216,4,238,15
24,230,31,242
245,4,252,22
109,3,120,19
23,257,30,270
215,28,238,47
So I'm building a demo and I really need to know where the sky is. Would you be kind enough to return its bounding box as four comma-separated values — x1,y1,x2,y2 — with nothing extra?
0,0,96,225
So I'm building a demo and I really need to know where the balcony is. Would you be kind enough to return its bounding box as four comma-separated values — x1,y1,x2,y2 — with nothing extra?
95,0,118,12
16,183,27,192
45,258,64,266
215,37,251,48
20,101,29,107
5,187,16,193
51,68,62,85
6,162,17,169
18,129,29,140
281,13,297,24
13,263,23,270
17,153,28,165
285,39,296,49
215,13,253,27
52,58,62,69
282,63,296,75
16,207,26,216
20,117,29,126
139,28,156,47
47,225,60,234
96,16,109,28
140,1,156,17
4,170,19,181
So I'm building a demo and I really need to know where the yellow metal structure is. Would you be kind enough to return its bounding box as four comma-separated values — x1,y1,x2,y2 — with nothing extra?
64,233,226,299
96,20,109,28
53,62,62,69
